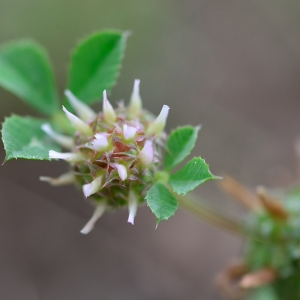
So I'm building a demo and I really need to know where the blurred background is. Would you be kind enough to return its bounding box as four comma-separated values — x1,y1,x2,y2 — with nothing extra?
0,0,300,299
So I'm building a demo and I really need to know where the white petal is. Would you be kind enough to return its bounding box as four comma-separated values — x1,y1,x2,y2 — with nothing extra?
147,105,170,135
91,133,109,151
103,90,116,123
112,163,127,181
140,140,154,165
82,176,103,198
49,150,82,162
129,79,142,115
41,123,74,149
65,90,97,121
80,202,106,234
62,106,93,136
40,172,75,186
128,190,138,225
123,124,137,141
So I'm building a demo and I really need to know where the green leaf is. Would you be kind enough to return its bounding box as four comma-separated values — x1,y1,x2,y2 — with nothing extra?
0,40,59,115
67,30,128,106
169,157,217,195
165,126,200,171
146,182,178,225
2,115,60,161
247,286,278,300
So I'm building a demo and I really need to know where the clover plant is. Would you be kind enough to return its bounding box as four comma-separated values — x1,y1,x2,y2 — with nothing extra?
0,30,217,233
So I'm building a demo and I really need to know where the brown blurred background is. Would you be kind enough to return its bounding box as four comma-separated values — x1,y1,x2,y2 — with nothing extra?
0,0,300,299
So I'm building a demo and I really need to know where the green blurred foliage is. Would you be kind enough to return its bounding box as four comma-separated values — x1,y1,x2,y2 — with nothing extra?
246,187,300,299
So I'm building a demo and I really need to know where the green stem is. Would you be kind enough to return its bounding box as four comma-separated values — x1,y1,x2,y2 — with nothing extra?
177,193,245,236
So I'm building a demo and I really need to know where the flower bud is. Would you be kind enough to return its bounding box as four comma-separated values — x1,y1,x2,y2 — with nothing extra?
103,90,116,123
129,79,142,115
49,150,82,162
62,106,93,136
83,176,103,198
80,202,106,234
128,190,138,225
90,133,109,151
41,123,74,149
112,163,128,181
65,90,97,121
40,172,75,186
147,105,170,135
140,140,154,166
123,124,137,141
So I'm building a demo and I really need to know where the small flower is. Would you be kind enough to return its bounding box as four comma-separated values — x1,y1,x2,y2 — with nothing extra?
129,79,142,115
147,105,170,135
128,190,138,225
90,133,109,151
39,172,76,186
111,163,128,181
139,140,154,166
41,123,74,149
123,123,137,141
49,150,82,162
103,90,116,123
83,176,103,198
80,202,106,234
65,90,97,121
62,106,93,136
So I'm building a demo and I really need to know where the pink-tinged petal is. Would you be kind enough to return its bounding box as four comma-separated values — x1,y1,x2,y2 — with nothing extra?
135,136,145,142
128,190,138,225
49,150,82,162
111,163,127,181
129,79,142,115
82,176,103,198
103,90,116,123
40,172,75,186
41,123,74,149
134,120,143,131
65,90,96,121
91,133,109,151
80,202,106,234
123,124,137,141
147,105,170,135
62,106,93,136
140,140,154,165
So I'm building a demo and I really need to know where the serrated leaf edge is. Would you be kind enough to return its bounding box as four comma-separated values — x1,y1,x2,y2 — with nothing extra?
1,114,56,162
165,124,201,171
169,156,219,195
66,29,129,105
145,183,179,227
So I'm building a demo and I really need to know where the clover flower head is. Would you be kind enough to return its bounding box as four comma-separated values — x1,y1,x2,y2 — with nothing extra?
41,80,170,233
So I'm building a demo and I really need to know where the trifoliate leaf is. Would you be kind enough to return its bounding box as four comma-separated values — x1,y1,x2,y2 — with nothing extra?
0,40,59,115
169,157,217,195
2,115,60,161
67,30,128,106
146,182,178,225
165,126,200,171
